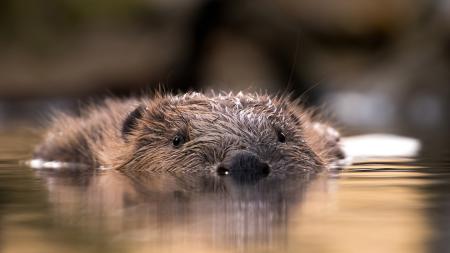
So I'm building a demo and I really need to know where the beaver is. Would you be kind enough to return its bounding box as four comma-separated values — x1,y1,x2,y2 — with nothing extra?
33,92,344,180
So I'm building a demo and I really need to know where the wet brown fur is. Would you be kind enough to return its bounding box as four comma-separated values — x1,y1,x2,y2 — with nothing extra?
34,92,344,175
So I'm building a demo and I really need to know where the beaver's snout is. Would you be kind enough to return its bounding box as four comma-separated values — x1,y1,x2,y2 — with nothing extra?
217,151,270,181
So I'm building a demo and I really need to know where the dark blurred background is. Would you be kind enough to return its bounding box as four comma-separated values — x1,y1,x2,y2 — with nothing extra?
0,0,448,138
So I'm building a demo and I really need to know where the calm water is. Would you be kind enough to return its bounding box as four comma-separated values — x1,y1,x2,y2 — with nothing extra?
1,130,449,253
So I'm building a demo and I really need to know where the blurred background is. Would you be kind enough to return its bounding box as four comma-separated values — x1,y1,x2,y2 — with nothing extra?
0,0,448,138
0,3,450,253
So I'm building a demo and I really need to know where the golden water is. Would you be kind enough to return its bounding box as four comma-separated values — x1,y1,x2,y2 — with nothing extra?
0,130,448,253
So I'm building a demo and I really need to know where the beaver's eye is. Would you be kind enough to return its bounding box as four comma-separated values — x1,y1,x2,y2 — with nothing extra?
172,134,185,147
277,131,286,143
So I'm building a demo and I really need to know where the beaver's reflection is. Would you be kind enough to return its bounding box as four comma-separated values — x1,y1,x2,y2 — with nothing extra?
35,168,319,249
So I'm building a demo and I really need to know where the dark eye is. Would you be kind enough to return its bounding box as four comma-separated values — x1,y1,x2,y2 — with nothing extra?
172,134,186,147
277,130,286,143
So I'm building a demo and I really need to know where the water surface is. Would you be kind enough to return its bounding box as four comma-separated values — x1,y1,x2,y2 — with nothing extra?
0,130,449,253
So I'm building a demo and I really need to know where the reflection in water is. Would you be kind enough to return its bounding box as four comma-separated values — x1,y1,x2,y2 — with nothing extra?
34,168,315,252
26,162,432,253
0,131,446,253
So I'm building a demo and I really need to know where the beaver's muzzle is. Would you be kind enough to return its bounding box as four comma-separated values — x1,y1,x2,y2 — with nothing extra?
217,151,270,182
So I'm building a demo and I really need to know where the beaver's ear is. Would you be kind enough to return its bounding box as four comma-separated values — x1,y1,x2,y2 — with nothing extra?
122,105,145,141
303,121,346,162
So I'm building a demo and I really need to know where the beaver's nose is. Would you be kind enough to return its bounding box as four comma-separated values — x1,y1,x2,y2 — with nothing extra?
217,151,270,181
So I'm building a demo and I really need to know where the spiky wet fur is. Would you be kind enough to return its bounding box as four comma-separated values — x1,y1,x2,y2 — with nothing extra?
34,92,344,175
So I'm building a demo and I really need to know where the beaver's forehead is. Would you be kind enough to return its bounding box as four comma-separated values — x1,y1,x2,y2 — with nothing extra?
161,93,294,130
171,100,291,132
173,92,286,114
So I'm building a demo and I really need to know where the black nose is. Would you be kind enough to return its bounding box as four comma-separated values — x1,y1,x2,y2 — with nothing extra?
217,151,270,181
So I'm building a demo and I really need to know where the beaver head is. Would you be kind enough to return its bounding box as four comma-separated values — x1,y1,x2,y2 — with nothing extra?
113,92,341,180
